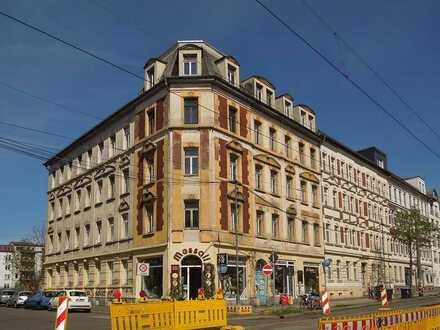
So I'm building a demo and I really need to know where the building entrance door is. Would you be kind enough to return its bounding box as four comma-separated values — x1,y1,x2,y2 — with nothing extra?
181,255,202,300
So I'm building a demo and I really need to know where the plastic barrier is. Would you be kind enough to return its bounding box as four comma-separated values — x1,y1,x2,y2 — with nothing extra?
318,304,440,330
110,299,227,330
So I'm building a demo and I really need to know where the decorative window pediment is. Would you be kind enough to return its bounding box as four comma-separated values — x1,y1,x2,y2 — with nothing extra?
286,205,297,216
73,176,92,189
285,164,296,174
56,186,72,197
118,201,130,212
226,140,245,153
94,165,115,180
228,187,244,202
142,189,156,204
119,155,130,168
300,171,319,183
254,154,281,168
142,142,157,155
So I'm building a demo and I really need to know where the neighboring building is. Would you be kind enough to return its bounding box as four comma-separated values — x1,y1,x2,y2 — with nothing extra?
427,188,440,287
43,40,324,303
321,135,436,299
0,242,43,289
0,244,14,288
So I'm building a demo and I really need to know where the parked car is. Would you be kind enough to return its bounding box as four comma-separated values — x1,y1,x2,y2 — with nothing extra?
49,290,91,312
24,290,58,310
0,289,19,305
6,291,32,307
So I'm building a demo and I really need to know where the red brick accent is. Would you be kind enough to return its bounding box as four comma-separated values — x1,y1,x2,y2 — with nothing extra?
156,98,165,131
136,111,145,140
218,96,228,130
156,182,164,231
173,132,181,170
219,139,227,178
242,186,250,234
340,227,344,243
239,106,248,138
220,181,228,230
200,129,209,170
157,140,164,179
241,150,249,185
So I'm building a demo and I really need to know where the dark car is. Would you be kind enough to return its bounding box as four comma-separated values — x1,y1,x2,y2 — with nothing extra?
6,291,32,307
0,289,19,305
24,291,58,310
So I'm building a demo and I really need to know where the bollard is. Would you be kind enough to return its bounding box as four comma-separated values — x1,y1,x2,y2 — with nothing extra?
55,296,68,330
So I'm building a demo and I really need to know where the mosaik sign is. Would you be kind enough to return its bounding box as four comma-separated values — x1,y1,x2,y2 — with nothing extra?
173,247,211,262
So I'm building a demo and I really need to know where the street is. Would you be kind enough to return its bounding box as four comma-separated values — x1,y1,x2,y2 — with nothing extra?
1,296,440,330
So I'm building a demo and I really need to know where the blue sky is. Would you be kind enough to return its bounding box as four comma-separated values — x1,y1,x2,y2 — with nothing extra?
0,0,439,242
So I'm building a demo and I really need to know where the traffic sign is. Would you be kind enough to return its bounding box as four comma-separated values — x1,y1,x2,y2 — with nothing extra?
262,264,273,276
137,263,150,276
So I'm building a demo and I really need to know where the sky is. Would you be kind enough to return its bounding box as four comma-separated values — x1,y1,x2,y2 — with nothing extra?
0,0,439,242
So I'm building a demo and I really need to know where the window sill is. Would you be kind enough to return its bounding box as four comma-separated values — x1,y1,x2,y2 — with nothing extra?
74,210,81,215
143,232,154,238
312,204,321,209
120,192,130,198
106,197,115,203
286,196,296,202
118,237,132,243
65,213,71,218
105,240,117,246
270,192,280,198
184,174,199,177
301,201,309,206
95,201,103,207
84,206,91,211
56,216,63,221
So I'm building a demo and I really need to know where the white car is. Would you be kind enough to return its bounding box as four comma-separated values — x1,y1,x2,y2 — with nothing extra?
49,290,91,312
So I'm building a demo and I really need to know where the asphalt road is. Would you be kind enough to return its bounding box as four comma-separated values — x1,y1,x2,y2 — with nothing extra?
229,295,440,330
1,296,439,330
0,306,109,330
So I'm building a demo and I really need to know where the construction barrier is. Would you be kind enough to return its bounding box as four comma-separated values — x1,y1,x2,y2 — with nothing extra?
110,299,227,330
318,304,440,329
227,305,253,315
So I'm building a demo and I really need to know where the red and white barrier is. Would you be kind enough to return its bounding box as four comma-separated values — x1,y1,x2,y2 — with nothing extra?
322,291,331,316
55,297,68,330
320,319,373,330
380,288,388,307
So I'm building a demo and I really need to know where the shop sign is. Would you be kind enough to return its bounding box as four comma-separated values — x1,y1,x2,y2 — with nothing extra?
173,247,211,262
217,253,228,266
137,263,150,276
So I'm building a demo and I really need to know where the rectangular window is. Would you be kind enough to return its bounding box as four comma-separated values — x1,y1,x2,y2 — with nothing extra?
256,83,263,101
231,204,240,232
85,186,91,207
96,181,103,203
288,217,295,242
346,261,351,280
312,185,319,207
270,170,278,194
184,98,198,124
65,230,70,250
255,165,262,190
145,205,154,234
230,153,239,182
300,181,307,203
122,168,130,194
254,120,261,144
147,110,155,136
271,214,279,238
183,54,197,75
123,125,130,150
256,211,264,236
269,128,276,151
286,176,293,199
84,224,90,246
121,260,128,286
227,64,236,85
65,195,71,215
147,68,154,87
121,213,129,239
184,200,199,229
334,225,339,244
74,227,79,248
96,221,102,244
284,136,291,158
184,148,199,176
325,224,331,242
313,224,320,246
299,143,305,164
228,107,237,133
75,190,81,211
98,142,104,164
302,221,308,243
146,157,155,183
107,217,115,242
109,135,116,158
285,101,292,117
108,175,115,200
266,90,273,106
310,148,317,169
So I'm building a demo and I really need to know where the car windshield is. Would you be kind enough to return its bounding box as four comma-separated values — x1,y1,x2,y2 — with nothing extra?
19,292,31,296
69,291,87,297
2,291,15,296
44,291,58,297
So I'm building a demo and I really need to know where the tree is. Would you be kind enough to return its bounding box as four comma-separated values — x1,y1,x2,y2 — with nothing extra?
390,208,438,296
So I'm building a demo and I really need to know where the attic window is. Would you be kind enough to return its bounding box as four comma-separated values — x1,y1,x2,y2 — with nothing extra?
256,83,263,101
227,64,236,85
183,54,197,76
266,90,273,106
147,68,154,88
285,101,292,117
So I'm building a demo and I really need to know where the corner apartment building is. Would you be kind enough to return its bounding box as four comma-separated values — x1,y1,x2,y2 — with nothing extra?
43,40,325,303
321,135,435,299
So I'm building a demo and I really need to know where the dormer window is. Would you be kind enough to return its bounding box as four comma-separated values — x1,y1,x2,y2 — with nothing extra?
266,90,273,107
256,83,263,101
183,54,197,76
147,67,154,88
227,64,236,85
285,101,292,117
300,110,306,126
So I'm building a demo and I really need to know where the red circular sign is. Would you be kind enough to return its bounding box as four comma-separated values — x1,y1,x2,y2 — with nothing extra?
263,264,273,276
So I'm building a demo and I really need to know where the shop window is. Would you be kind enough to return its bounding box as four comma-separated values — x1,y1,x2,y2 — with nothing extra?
275,262,295,296
141,257,163,299
184,200,199,229
304,266,319,294
219,255,246,300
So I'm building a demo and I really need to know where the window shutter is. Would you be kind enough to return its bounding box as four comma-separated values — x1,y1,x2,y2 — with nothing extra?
357,232,361,246
338,192,343,209
365,234,370,248
364,202,368,217
340,227,344,243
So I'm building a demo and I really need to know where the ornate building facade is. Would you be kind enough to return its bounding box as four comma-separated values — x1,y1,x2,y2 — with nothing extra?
43,41,324,303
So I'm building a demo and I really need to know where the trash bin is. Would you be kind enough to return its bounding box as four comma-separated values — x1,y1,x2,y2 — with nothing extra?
386,289,393,301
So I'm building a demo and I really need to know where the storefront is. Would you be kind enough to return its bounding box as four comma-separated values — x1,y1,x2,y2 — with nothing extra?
139,256,163,299
219,255,247,301
304,264,320,294
274,260,295,296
